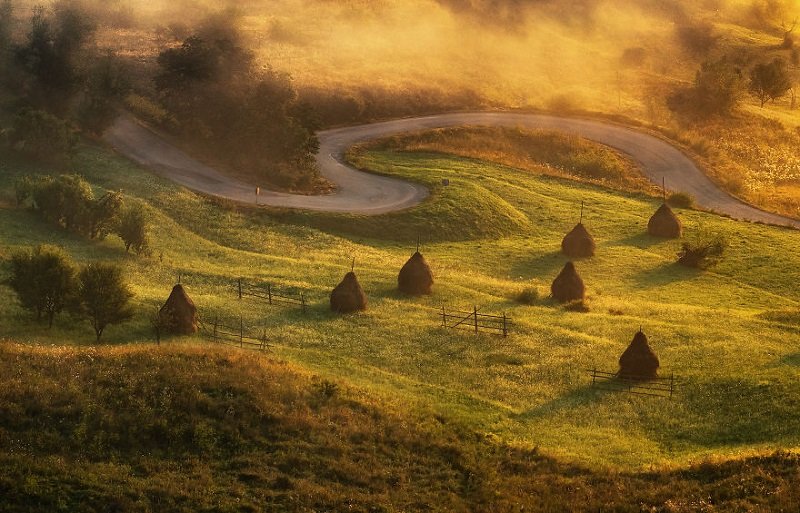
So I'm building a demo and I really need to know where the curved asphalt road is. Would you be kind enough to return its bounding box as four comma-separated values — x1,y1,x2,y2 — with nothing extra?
105,112,800,228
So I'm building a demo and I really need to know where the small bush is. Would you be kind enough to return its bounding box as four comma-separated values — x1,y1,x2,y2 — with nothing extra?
564,299,590,313
116,203,149,255
667,192,695,209
311,379,339,402
677,231,728,269
515,286,540,305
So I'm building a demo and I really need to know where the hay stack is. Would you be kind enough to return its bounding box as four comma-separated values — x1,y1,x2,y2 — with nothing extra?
159,284,198,335
561,222,596,258
550,261,585,303
398,251,434,295
648,203,682,239
330,272,367,313
619,330,660,380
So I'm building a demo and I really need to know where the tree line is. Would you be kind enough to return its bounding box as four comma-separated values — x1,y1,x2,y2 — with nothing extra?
15,174,149,255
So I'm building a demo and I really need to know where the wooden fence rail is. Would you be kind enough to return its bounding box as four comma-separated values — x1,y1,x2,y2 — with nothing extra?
589,368,676,398
439,305,511,337
198,316,271,352
237,279,307,313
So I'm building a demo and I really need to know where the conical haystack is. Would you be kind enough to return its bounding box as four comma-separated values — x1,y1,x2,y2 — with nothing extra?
619,330,660,380
561,222,596,258
330,272,367,313
398,251,434,295
551,261,585,303
648,203,682,239
159,284,198,335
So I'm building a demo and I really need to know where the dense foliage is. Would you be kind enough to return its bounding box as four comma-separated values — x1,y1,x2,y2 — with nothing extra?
155,20,320,189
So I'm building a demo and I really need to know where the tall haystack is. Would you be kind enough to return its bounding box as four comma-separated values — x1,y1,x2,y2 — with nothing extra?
551,261,585,303
330,272,367,313
648,203,682,239
619,330,660,380
561,222,596,258
159,284,198,335
398,251,434,295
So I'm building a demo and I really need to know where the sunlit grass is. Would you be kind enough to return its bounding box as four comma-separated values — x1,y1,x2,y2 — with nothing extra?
1,141,799,469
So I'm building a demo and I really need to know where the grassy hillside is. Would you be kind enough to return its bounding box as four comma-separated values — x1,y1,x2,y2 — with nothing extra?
1,138,799,471
1,342,799,512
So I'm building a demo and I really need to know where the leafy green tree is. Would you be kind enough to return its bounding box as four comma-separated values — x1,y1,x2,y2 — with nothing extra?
77,54,130,134
668,58,746,119
693,58,746,116
8,108,77,162
750,58,793,107
7,245,77,327
14,2,96,114
30,174,94,233
88,190,123,239
77,262,134,341
116,203,149,254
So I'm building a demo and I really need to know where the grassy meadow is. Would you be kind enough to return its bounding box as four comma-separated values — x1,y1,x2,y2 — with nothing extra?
1,133,799,472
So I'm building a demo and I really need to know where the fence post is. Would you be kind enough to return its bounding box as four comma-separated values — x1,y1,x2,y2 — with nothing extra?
261,329,267,351
239,315,244,348
502,313,508,337
213,317,218,343
300,292,306,314
591,367,596,386
473,306,479,334
267,284,272,305
670,373,674,399
155,306,161,346
441,305,446,327
238,279,243,299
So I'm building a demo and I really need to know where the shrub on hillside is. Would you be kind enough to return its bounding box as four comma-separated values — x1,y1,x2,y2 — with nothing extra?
677,231,728,269
668,58,746,120
667,192,695,209
6,245,78,327
515,286,541,305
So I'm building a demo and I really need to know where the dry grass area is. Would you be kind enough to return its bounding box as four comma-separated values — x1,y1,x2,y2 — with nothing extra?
1,342,799,513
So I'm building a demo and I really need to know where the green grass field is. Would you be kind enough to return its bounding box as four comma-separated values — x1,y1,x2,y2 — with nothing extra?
1,138,799,472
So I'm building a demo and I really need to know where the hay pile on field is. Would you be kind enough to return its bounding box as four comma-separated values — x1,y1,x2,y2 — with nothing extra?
330,272,367,313
648,203,682,239
159,284,198,335
398,251,434,295
561,222,596,258
551,261,585,303
619,330,660,379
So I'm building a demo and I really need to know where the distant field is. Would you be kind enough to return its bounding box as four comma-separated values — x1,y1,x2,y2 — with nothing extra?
1,137,799,469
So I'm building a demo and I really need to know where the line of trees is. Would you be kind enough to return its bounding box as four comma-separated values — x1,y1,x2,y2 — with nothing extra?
7,245,133,340
15,174,150,255
668,55,794,119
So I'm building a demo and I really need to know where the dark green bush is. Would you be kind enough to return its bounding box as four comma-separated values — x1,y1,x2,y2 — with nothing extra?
678,231,728,269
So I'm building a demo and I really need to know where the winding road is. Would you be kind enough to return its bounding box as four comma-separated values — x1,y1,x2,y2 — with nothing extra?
105,112,800,228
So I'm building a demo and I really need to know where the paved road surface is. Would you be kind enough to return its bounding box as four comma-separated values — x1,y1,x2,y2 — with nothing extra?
104,112,800,228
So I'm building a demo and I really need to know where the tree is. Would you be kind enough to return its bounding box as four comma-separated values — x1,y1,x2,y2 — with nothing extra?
750,58,793,107
8,108,77,162
0,0,13,53
14,2,96,114
77,262,134,342
116,203,149,254
7,245,77,327
29,174,94,233
668,58,746,119
88,190,123,240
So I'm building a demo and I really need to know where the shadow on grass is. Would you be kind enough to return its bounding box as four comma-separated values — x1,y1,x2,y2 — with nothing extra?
781,353,800,367
513,384,610,421
510,250,567,278
631,261,701,288
612,232,672,250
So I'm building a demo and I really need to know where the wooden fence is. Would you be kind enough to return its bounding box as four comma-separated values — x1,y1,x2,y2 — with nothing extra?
439,306,511,337
198,316,271,352
237,279,307,313
589,369,676,398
